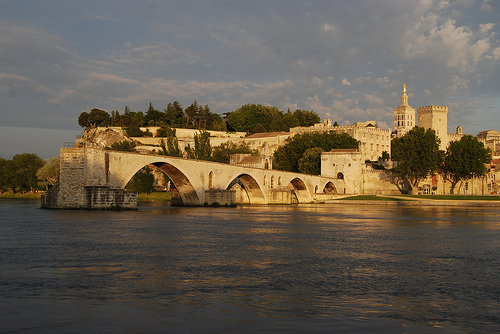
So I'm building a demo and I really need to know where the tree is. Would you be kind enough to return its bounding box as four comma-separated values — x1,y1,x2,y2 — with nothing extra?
187,130,212,160
9,153,45,193
107,141,137,152
212,142,255,164
298,147,323,175
158,127,181,157
273,131,359,172
184,101,199,128
442,135,492,194
36,156,60,190
226,104,319,134
0,158,7,193
78,112,90,128
126,166,155,194
391,127,443,194
88,108,110,128
145,102,163,126
293,109,321,127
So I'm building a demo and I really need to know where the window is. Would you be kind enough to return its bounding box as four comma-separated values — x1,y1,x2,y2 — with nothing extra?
208,171,213,189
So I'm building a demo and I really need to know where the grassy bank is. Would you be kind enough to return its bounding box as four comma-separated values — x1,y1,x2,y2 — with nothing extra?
0,192,42,199
339,195,410,202
340,194,500,201
137,192,172,201
397,194,500,201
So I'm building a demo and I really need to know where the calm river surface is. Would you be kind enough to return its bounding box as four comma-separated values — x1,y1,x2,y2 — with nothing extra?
0,199,499,333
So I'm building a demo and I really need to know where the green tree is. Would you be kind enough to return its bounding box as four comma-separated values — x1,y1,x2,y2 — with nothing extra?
379,151,390,161
158,127,181,157
36,156,60,190
125,124,144,137
9,153,45,193
293,109,321,127
107,140,137,152
78,112,90,128
187,130,212,160
273,131,358,172
87,108,110,128
163,101,185,127
442,135,492,194
145,102,163,126
184,101,199,128
391,127,443,194
126,166,155,194
212,142,255,164
0,158,7,193
298,147,323,175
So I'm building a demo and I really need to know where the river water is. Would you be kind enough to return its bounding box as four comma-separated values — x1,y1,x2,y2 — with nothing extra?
0,199,499,333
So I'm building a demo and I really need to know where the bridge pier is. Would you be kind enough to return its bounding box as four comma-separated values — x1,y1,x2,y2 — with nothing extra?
41,148,137,209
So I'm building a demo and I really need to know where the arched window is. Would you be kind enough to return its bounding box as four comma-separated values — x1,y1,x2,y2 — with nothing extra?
337,172,344,179
208,171,213,189
265,160,269,169
278,177,282,186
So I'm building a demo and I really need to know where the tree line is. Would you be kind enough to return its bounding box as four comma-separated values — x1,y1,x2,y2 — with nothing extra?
392,127,492,194
0,154,59,194
78,102,321,134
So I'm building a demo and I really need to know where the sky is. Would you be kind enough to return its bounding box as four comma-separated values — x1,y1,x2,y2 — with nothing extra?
1,0,499,159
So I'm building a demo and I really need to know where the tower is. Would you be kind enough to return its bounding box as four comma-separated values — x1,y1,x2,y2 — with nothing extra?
417,105,448,150
393,84,416,137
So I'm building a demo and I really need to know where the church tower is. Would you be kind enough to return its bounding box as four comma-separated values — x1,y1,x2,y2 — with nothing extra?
417,105,448,150
393,84,416,137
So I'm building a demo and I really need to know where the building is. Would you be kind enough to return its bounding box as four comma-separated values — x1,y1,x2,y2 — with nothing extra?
417,105,449,150
290,120,392,162
477,130,500,158
393,83,416,137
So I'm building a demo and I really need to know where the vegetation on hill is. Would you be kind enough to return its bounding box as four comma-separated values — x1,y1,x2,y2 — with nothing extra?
77,102,321,134
225,104,320,134
273,131,359,174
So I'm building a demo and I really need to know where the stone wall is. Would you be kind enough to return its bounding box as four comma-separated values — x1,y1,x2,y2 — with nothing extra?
85,186,137,209
205,189,236,206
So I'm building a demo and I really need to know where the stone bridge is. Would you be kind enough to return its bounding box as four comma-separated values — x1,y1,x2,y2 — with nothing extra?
42,147,346,209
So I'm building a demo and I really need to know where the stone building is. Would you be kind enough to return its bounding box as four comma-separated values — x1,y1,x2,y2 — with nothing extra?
417,105,449,150
393,83,416,138
290,120,392,162
477,129,500,158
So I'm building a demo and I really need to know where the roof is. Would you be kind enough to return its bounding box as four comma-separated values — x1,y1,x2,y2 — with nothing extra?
245,132,290,139
329,148,359,153
237,156,262,164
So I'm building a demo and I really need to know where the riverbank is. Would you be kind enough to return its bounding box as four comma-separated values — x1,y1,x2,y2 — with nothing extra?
328,194,500,206
0,192,42,199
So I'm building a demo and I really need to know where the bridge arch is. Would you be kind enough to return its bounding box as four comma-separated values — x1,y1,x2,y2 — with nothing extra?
323,181,338,194
226,173,266,204
152,162,200,205
287,177,312,203
118,158,201,206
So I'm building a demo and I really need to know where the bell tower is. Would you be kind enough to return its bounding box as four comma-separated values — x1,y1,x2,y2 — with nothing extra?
393,84,415,137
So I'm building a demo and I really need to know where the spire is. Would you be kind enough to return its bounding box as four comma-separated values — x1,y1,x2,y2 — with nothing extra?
401,83,408,105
